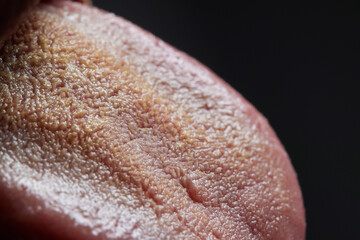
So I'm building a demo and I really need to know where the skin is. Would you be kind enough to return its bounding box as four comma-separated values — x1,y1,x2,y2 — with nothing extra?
0,1,306,239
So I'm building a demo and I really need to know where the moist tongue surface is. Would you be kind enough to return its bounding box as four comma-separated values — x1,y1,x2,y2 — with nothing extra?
0,2,305,240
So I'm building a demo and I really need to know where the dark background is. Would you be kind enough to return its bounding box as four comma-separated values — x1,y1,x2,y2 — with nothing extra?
93,1,359,239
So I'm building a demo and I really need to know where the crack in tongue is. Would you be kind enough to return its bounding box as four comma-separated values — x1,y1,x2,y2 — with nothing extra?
0,2,305,240
0,9,227,239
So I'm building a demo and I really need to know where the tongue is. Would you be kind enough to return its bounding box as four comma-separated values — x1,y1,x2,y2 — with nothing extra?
0,1,305,240
0,0,90,49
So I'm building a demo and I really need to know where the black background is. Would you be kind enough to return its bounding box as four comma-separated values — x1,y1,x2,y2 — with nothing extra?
93,1,359,239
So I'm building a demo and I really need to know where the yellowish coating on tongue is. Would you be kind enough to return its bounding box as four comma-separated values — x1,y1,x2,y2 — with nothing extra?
0,9,230,239
0,5,302,240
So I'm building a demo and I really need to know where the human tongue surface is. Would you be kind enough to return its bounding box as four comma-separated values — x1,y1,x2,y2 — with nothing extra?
0,1,305,239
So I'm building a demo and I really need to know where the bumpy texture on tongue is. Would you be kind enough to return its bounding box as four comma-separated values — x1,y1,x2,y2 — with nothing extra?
0,1,305,239
0,0,90,48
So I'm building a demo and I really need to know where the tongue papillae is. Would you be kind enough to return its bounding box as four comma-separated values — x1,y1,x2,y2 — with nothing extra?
0,1,305,239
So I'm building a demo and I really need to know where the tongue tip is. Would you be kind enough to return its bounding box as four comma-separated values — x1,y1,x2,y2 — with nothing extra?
0,1,305,239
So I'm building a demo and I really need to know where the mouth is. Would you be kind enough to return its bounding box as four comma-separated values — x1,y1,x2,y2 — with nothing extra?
0,1,305,239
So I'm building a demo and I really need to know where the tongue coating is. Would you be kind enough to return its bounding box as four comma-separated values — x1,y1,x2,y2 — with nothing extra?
0,0,90,48
0,1,305,240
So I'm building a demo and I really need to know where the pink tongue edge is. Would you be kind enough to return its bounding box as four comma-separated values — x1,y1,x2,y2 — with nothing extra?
0,2,110,240
0,1,306,239
0,180,98,240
